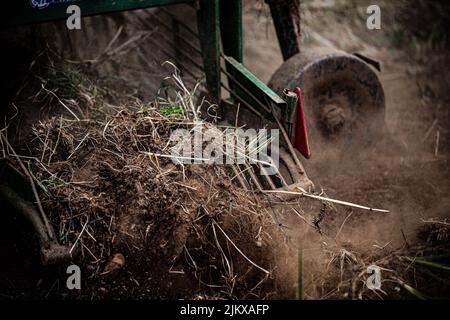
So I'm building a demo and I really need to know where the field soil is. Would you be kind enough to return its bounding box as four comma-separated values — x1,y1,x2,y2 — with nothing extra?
243,0,450,299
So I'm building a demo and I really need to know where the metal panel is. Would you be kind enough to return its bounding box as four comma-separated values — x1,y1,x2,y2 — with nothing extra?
0,0,192,28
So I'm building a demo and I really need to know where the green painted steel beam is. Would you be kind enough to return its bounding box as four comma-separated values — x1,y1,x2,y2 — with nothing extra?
197,0,221,103
0,0,192,28
220,0,242,63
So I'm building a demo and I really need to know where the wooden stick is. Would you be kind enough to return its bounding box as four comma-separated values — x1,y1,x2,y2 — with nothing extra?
264,188,390,213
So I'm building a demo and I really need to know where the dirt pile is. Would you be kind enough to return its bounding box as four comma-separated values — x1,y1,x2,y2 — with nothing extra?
1,62,291,299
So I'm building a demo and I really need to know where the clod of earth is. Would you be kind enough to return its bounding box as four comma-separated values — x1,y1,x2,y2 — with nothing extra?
102,253,126,278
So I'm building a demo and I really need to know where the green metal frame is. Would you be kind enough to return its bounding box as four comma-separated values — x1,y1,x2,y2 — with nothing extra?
197,0,220,102
0,0,287,114
0,1,191,27
220,0,243,63
223,55,286,118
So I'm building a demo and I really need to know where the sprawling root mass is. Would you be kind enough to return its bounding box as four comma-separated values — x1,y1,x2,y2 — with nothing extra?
6,63,290,299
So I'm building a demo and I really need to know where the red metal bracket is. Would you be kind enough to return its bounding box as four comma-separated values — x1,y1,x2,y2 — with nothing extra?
294,87,311,159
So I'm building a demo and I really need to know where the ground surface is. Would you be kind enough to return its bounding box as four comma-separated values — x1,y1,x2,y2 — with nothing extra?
243,0,450,299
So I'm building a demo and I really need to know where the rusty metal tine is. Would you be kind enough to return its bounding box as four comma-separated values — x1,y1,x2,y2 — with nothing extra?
279,148,302,182
245,164,264,192
231,165,249,190
272,164,289,188
259,166,277,190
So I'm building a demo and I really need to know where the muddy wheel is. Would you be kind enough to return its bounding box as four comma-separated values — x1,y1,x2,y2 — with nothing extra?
269,48,385,156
